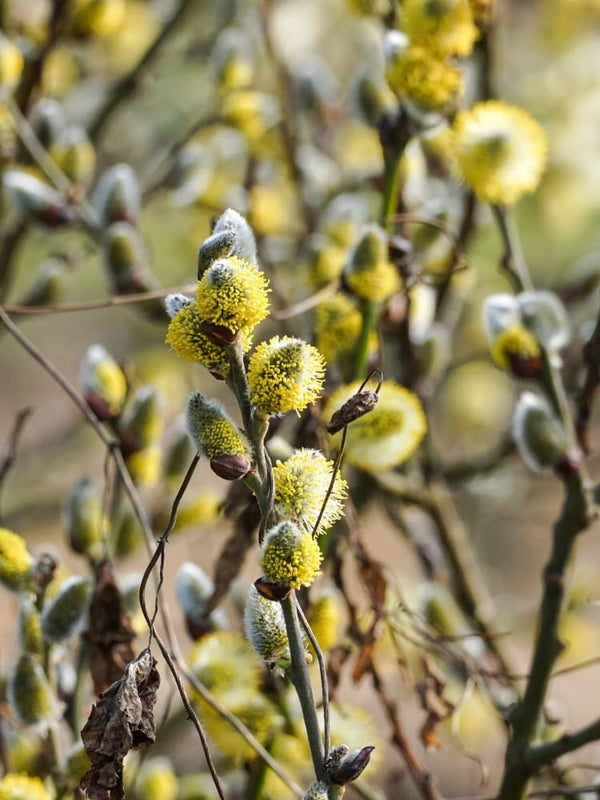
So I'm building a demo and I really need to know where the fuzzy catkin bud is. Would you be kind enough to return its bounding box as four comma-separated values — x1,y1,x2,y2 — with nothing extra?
175,562,226,638
18,595,44,657
51,126,96,185
198,208,257,277
3,170,74,226
185,392,250,477
343,225,400,302
8,654,55,727
20,258,66,308
244,585,291,667
80,344,127,421
512,392,571,473
119,386,164,453
260,521,322,590
29,98,65,150
517,291,569,352
63,476,103,559
0,527,33,592
301,781,329,800
41,576,92,642
93,163,140,225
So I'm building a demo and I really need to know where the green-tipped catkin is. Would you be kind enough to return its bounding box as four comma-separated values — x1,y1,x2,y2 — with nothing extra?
244,584,291,667
20,258,66,307
8,654,55,727
260,521,322,590
0,773,52,800
18,595,43,657
119,385,164,453
175,562,226,634
51,126,96,185
134,757,178,800
185,392,250,479
164,424,195,483
103,222,157,300
112,507,142,557
29,98,65,150
197,208,257,276
63,476,103,559
41,576,91,642
80,343,127,420
517,290,569,352
93,162,140,225
0,527,33,592
343,224,400,302
512,392,571,473
3,170,74,226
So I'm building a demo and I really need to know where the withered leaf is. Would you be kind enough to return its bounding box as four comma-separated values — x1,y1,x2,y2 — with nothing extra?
80,649,159,800
327,390,379,434
84,561,136,695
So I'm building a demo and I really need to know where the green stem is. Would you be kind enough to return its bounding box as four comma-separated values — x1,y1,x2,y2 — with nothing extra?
353,300,378,381
67,640,90,738
491,204,533,293
281,593,325,782
497,472,594,800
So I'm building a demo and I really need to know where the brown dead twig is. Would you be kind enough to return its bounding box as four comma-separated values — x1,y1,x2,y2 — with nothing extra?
0,406,32,521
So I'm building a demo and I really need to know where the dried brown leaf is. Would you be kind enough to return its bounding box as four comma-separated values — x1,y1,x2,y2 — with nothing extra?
85,561,136,695
80,649,159,800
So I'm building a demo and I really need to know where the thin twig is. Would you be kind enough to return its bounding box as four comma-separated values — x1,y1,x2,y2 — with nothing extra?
3,283,198,316
296,599,331,760
0,406,32,521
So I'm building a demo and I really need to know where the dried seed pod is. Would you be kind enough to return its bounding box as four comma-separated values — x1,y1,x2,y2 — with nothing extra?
327,390,378,434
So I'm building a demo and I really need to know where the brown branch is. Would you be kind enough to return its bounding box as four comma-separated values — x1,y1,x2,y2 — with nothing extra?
575,305,600,454
4,282,198,316
0,406,32,521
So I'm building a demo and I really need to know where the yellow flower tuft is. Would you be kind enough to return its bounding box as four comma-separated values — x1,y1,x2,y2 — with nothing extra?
188,631,261,696
196,256,270,335
0,35,24,91
0,528,33,592
80,344,127,419
308,591,341,652
0,774,52,800
344,226,401,303
166,301,251,375
126,445,162,486
490,324,541,371
315,294,362,362
201,687,284,761
248,336,326,417
119,386,164,451
70,0,127,37
260,521,323,590
221,90,271,141
273,449,347,535
134,758,178,800
452,100,548,205
385,43,463,114
308,239,347,286
399,0,479,57
325,380,427,471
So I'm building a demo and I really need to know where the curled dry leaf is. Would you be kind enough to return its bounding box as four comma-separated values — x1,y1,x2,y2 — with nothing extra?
84,560,136,695
80,649,160,800
416,657,454,749
327,390,379,435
